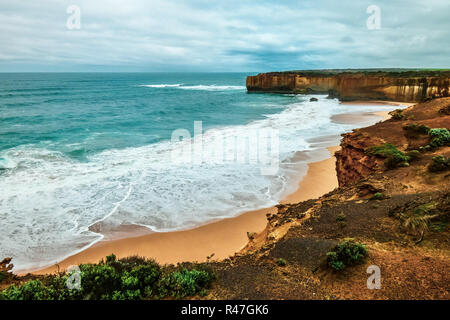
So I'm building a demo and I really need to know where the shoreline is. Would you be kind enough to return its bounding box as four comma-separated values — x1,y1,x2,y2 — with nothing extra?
26,106,396,275
30,146,340,275
339,100,415,107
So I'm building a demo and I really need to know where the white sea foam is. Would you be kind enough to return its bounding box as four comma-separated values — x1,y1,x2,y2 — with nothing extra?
179,85,246,91
140,84,246,91
0,97,402,271
139,84,182,88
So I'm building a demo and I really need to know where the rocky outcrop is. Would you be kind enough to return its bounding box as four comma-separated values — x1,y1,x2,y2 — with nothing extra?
246,70,450,102
334,132,384,187
335,97,450,186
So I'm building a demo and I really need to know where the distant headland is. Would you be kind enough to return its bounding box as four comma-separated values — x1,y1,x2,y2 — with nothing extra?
246,69,450,102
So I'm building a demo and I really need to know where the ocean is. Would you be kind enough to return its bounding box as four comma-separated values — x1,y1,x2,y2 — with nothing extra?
0,73,402,270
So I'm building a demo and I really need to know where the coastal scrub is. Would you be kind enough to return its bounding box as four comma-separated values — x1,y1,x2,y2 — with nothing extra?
428,155,450,172
0,255,215,300
326,239,368,271
428,128,450,149
366,143,411,169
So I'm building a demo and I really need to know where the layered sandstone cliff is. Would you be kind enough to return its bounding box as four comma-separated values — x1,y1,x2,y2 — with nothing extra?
335,97,450,186
246,70,450,102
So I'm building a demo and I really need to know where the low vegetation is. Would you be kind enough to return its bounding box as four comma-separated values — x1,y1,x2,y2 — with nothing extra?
276,258,287,267
389,109,404,120
390,196,449,243
403,123,430,138
370,192,385,200
326,239,368,271
405,150,421,161
336,212,346,221
0,255,215,300
428,155,450,172
336,212,347,228
428,128,450,149
366,143,410,169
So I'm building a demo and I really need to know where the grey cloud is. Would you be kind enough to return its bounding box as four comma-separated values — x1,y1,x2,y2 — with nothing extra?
0,0,448,72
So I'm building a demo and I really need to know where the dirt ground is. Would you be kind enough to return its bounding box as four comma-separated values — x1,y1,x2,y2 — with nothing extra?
205,98,450,300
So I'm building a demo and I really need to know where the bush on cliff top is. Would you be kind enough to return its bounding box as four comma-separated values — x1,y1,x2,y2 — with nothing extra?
428,155,450,172
366,143,411,169
429,128,450,149
389,109,404,120
0,255,215,300
157,268,213,299
326,239,368,271
403,123,430,138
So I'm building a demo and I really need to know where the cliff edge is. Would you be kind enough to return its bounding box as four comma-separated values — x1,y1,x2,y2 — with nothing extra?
246,69,450,102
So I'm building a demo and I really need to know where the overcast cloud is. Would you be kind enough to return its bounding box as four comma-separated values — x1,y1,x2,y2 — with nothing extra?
0,0,449,72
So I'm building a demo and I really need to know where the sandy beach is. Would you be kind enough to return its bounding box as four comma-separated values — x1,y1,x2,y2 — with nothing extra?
33,147,339,275
30,108,394,275
340,100,415,107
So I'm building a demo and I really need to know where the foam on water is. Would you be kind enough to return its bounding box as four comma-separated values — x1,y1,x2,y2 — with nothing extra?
0,95,402,271
139,84,182,88
179,85,246,91
139,84,246,91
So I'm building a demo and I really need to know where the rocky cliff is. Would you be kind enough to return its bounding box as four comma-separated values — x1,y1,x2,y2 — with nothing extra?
246,70,450,102
335,97,450,186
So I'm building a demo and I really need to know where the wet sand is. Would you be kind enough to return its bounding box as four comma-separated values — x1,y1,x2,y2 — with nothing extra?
340,100,415,107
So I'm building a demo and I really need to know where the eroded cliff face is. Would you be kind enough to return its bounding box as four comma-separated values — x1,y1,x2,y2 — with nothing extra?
335,97,450,187
246,71,450,102
334,132,383,187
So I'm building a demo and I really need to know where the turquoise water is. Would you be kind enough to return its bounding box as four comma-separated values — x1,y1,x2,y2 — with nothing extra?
0,73,401,270
0,73,295,156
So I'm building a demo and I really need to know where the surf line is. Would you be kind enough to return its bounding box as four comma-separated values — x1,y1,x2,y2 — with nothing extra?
30,183,135,273
103,183,133,223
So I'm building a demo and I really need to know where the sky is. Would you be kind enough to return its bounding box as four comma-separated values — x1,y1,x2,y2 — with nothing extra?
0,0,449,72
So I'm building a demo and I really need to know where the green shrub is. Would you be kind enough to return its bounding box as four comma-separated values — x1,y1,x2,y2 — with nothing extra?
78,264,121,299
326,239,368,271
0,280,49,300
366,143,410,169
413,202,437,215
111,289,141,300
121,272,139,289
106,253,117,264
432,222,449,233
158,268,214,299
0,273,80,301
276,258,287,266
429,128,450,149
336,212,346,222
130,264,161,288
405,150,421,161
403,213,438,241
428,155,450,172
370,192,385,200
0,256,215,300
389,109,404,120
403,123,430,138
